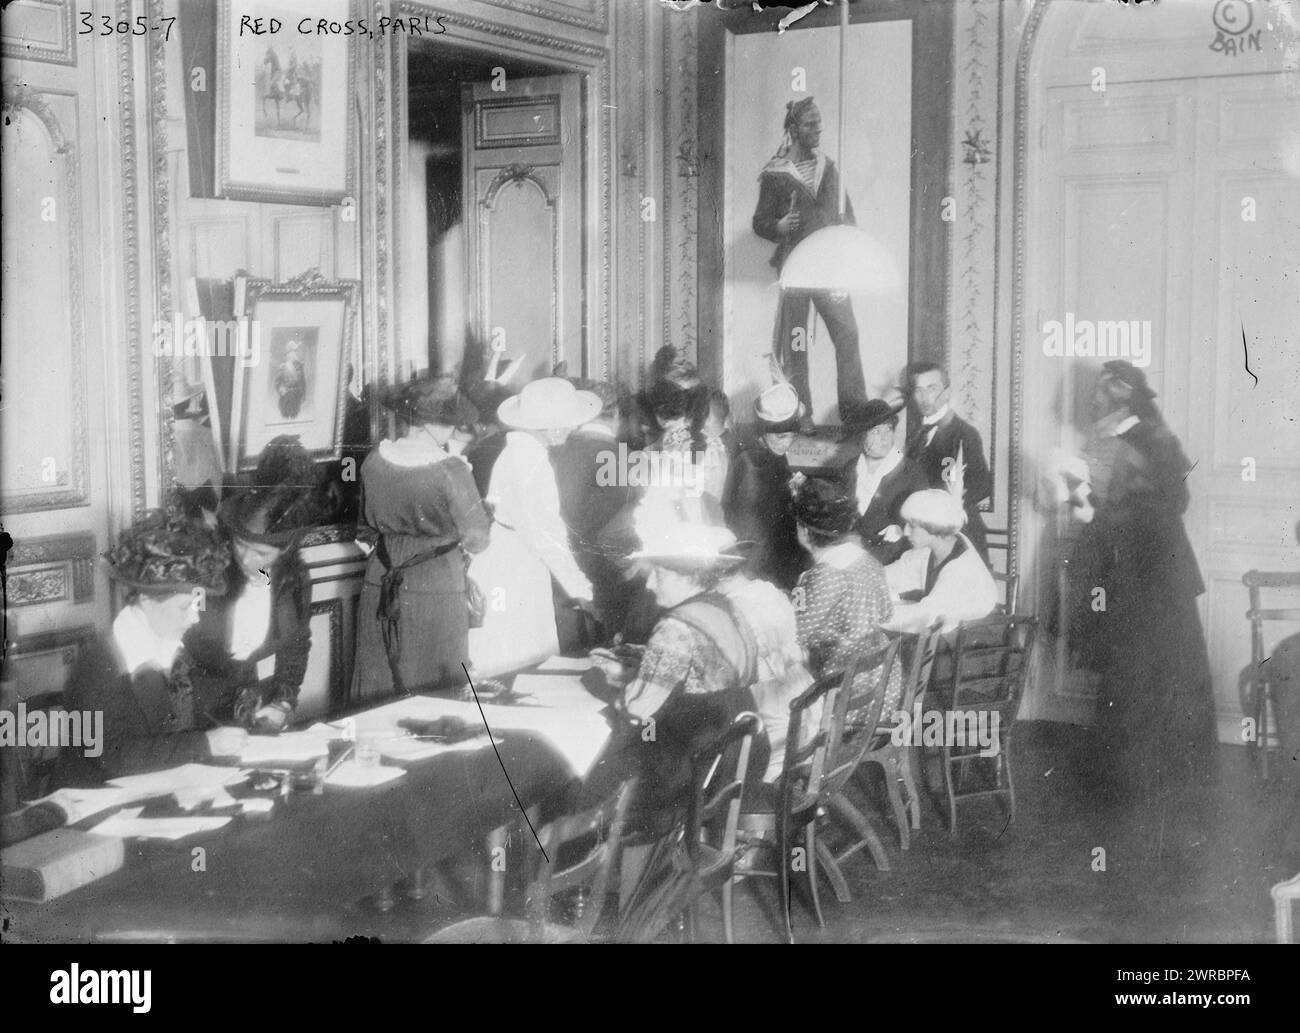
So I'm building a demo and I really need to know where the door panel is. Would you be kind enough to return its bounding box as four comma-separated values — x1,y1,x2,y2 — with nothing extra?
462,74,582,382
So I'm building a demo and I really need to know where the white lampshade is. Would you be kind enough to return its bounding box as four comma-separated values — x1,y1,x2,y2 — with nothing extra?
779,225,901,293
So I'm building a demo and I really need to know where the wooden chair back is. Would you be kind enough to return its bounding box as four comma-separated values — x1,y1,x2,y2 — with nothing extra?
948,616,1038,722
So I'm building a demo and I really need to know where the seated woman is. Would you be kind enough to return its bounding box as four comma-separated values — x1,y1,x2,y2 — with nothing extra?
186,476,319,733
793,479,902,720
62,511,247,782
883,489,997,635
588,521,762,819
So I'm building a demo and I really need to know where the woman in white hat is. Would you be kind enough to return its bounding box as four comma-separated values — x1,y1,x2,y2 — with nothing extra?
882,489,997,635
468,377,600,676
721,382,810,590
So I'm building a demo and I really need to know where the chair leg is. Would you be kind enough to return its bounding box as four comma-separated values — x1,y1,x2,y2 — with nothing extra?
721,879,735,945
884,757,910,851
1003,728,1017,825
812,831,852,905
778,800,795,944
827,793,891,872
943,748,959,835
901,745,923,831
804,823,828,925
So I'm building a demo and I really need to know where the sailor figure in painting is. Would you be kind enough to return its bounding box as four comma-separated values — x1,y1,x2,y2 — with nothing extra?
752,97,866,426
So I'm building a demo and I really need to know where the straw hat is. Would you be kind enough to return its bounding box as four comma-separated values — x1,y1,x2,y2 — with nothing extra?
629,522,748,573
497,377,602,431
754,383,803,433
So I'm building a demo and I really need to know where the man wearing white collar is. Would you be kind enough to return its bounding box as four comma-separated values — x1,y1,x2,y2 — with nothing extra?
904,362,992,560
752,97,866,423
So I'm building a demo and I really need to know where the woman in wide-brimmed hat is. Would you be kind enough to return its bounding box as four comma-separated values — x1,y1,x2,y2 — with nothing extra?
839,397,929,564
468,377,599,676
353,374,492,698
61,511,248,783
587,518,765,822
186,444,323,732
721,382,810,590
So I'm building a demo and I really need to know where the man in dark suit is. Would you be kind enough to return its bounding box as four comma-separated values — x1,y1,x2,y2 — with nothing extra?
838,398,930,565
904,362,991,560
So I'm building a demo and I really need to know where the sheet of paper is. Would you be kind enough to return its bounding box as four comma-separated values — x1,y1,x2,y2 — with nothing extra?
510,673,606,713
107,763,248,798
89,807,232,841
534,655,595,675
26,785,153,825
238,730,332,766
379,733,497,766
174,786,238,812
324,764,406,789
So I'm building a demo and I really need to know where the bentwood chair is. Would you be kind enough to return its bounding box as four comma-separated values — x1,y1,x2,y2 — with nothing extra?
926,616,1038,834
615,712,760,944
1240,571,1300,781
423,776,637,944
729,639,900,943
861,620,944,848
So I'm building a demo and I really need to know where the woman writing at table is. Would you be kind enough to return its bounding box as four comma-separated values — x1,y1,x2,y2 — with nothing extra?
589,520,762,817
62,512,248,783
882,489,997,636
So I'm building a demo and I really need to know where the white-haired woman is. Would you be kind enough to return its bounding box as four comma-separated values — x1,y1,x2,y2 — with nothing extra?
883,489,997,635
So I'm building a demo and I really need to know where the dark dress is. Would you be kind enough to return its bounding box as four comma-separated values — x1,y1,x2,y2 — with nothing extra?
722,443,809,591
61,635,213,783
186,551,313,722
904,410,992,560
839,455,931,565
1066,417,1217,804
352,443,491,700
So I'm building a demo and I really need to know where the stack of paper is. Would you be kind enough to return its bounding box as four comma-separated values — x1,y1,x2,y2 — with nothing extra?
89,807,232,841
238,729,332,766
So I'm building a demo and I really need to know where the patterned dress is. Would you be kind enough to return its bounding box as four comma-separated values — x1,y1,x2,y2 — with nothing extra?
795,541,903,720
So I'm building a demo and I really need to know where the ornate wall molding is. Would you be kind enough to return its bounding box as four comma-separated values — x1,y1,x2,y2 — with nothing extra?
309,596,347,713
663,9,699,364
116,2,149,518
0,82,90,514
1008,0,1053,581
1,0,76,67
478,0,609,35
148,0,176,508
6,532,97,606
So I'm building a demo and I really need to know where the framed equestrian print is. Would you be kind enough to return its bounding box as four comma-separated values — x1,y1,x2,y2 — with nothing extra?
229,271,359,472
215,0,356,205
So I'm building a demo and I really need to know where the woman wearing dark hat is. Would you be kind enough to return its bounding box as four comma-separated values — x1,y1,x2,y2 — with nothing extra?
793,478,902,717
721,383,810,590
841,398,930,565
1062,360,1216,807
61,511,246,782
185,474,320,733
353,375,491,698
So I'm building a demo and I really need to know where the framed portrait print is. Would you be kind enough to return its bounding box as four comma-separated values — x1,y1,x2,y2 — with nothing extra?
216,0,356,204
230,272,358,472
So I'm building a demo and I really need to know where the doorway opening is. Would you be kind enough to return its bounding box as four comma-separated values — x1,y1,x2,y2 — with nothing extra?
405,39,587,385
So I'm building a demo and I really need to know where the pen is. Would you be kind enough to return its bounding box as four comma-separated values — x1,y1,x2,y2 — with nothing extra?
323,745,354,779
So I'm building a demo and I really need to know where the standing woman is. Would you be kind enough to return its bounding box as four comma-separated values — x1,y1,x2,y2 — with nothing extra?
353,376,491,699
722,383,810,591
468,377,599,677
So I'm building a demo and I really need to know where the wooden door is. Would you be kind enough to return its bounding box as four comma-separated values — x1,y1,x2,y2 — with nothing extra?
1022,69,1300,738
461,74,583,382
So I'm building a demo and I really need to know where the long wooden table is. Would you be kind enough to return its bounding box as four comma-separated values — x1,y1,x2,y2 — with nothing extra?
4,674,613,943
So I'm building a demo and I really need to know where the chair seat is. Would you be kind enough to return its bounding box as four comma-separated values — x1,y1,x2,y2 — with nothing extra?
423,915,585,944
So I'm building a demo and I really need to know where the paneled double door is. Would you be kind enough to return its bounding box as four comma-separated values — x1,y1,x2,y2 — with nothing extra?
1027,71,1300,737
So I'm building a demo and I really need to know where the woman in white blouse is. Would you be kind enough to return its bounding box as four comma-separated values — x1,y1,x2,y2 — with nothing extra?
468,378,599,676
883,489,997,635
